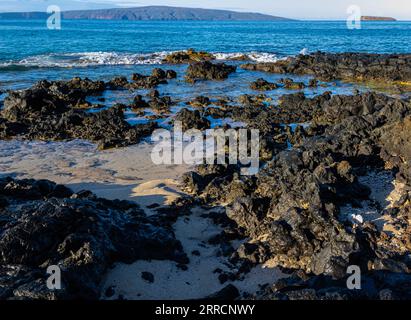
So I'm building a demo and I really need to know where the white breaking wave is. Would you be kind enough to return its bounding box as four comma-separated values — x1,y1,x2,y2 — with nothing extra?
0,51,173,68
213,51,281,63
247,52,282,63
0,50,284,69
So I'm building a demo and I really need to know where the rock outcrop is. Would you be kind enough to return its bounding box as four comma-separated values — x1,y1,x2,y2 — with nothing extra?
181,90,411,297
250,78,278,91
0,177,187,300
175,108,210,131
0,79,157,149
186,61,236,82
164,49,215,64
241,52,411,82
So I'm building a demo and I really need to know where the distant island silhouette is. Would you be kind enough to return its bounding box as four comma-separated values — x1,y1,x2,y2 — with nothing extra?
361,16,397,21
0,6,293,21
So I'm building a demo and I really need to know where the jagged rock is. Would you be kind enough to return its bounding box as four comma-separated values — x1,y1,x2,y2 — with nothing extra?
166,70,177,79
148,90,160,98
130,72,167,89
151,68,166,79
186,61,236,82
379,117,411,183
182,90,411,282
308,78,319,87
78,105,158,149
187,96,211,107
0,177,186,300
204,107,231,119
279,78,306,90
250,78,278,91
132,91,173,114
175,108,210,131
132,95,149,109
149,95,173,114
107,76,129,89
0,83,157,149
241,52,411,82
164,49,215,64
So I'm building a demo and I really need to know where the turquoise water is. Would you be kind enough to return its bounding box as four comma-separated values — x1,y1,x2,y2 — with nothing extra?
0,19,409,124
0,20,410,63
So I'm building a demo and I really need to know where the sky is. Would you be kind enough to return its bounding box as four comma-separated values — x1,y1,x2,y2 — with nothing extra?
0,0,410,20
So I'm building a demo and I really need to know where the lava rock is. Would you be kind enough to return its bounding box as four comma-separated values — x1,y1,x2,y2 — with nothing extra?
279,78,306,90
175,108,210,131
1,83,157,149
250,78,278,91
0,177,186,300
186,61,236,82
164,49,215,64
241,52,411,82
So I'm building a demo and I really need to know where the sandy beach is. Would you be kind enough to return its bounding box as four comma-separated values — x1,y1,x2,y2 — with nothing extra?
0,138,285,299
0,139,189,207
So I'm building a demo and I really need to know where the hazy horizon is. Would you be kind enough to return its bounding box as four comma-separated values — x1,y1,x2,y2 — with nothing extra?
0,1,409,20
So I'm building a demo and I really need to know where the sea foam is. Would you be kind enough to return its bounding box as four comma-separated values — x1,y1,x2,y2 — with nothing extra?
0,51,283,68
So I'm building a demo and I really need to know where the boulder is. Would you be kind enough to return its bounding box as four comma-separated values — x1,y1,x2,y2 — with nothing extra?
250,78,278,91
175,108,210,131
186,61,236,82
0,177,187,300
163,49,215,64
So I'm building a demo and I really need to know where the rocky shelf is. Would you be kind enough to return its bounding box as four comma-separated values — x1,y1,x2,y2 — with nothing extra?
0,51,411,300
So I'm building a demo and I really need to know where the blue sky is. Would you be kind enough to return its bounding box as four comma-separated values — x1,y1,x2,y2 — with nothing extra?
0,0,410,19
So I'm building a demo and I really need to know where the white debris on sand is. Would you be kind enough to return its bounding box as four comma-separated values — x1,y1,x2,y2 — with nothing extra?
340,170,406,231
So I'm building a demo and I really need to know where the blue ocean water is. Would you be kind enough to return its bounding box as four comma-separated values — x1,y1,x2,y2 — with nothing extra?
0,20,410,63
0,19,410,124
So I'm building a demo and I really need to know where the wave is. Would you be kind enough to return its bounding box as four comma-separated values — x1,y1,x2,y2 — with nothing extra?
0,50,285,69
0,52,172,69
213,52,281,63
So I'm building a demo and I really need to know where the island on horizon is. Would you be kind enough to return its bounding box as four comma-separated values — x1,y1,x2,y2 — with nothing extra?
361,15,397,21
0,5,293,21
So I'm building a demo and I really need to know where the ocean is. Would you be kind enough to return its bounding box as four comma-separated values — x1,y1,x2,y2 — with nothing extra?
1,20,411,64
0,19,410,122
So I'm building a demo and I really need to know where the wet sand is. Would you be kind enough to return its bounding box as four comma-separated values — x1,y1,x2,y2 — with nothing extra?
0,139,189,209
